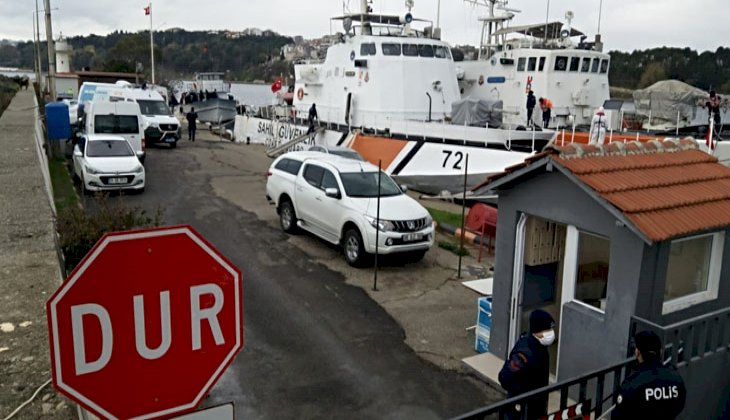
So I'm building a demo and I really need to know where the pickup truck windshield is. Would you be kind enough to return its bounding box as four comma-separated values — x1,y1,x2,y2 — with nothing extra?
340,172,402,197
137,100,172,116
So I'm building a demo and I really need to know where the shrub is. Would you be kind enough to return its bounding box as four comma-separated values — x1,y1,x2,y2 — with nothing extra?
57,194,164,273
438,240,469,256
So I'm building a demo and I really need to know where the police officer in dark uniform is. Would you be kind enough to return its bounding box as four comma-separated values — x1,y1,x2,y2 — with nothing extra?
499,309,555,419
612,331,686,419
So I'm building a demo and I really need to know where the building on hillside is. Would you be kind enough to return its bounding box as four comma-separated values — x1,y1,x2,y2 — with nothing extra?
466,139,730,418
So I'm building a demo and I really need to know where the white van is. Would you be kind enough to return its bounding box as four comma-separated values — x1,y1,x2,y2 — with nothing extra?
84,101,146,163
81,83,180,148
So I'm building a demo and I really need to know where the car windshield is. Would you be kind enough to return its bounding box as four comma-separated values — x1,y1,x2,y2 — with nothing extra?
340,171,402,197
137,100,172,116
86,140,134,157
330,150,364,161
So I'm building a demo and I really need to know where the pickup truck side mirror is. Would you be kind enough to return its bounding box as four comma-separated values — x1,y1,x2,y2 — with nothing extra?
400,184,408,193
324,187,341,199
73,148,83,157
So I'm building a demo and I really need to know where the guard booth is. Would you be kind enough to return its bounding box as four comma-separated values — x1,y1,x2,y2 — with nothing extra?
465,139,730,418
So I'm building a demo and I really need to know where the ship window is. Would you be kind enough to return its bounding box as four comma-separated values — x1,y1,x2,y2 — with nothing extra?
445,47,453,60
402,44,419,56
538,57,546,71
418,44,434,57
581,57,591,72
554,56,568,71
360,43,376,56
434,46,448,58
600,59,610,74
591,58,600,73
527,57,537,71
517,57,526,71
569,57,580,71
382,43,401,56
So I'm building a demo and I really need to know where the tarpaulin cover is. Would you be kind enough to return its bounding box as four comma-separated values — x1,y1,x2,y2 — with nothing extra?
451,98,504,128
632,80,707,124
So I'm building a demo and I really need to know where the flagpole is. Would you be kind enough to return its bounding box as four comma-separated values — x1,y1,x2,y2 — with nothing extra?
149,2,155,84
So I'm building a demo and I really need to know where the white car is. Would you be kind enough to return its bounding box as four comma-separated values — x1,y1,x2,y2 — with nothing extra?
73,134,146,194
266,151,434,266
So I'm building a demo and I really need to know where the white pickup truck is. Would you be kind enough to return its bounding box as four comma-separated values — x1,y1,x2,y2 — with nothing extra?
266,151,435,267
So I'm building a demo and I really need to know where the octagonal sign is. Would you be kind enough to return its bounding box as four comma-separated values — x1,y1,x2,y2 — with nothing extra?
47,225,244,419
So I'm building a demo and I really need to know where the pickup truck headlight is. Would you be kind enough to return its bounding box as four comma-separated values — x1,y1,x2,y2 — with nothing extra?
84,165,100,175
365,215,396,232
425,214,434,226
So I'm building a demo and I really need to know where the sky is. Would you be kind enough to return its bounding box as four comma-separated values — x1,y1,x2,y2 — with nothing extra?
1,0,729,53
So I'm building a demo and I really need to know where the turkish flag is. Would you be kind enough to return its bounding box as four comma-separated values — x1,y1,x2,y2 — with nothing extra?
271,78,282,93
144,5,151,15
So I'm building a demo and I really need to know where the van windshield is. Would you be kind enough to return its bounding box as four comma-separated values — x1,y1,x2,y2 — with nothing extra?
137,100,172,116
340,172,403,198
94,115,139,134
86,140,134,157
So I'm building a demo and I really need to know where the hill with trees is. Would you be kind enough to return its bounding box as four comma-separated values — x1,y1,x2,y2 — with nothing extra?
2,30,728,91
0,29,294,83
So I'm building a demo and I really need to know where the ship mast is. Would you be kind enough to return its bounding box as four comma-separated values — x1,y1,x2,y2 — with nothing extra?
361,0,372,35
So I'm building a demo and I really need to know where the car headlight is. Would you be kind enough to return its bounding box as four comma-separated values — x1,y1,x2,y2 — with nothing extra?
132,165,144,174
365,215,396,232
84,165,100,175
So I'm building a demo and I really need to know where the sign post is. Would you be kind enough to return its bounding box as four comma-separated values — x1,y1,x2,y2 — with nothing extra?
47,225,244,419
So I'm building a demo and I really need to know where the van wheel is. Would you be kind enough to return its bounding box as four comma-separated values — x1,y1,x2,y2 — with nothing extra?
279,200,298,233
344,228,369,267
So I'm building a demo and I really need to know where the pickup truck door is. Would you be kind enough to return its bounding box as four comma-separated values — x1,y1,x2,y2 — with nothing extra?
297,164,325,230
313,168,344,238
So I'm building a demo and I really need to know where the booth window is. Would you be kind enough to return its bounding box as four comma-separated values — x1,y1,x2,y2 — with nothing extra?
663,232,724,314
573,231,610,312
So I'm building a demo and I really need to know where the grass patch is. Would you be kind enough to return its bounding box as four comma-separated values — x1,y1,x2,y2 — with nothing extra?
438,240,470,256
426,207,465,228
49,157,79,214
0,76,19,117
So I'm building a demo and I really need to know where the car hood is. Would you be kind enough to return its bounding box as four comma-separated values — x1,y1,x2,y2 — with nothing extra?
144,115,178,124
348,194,429,221
85,156,142,173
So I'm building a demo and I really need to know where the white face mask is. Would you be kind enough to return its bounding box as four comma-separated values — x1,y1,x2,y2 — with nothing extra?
536,329,556,346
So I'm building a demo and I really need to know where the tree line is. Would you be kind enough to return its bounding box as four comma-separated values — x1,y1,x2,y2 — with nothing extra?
0,29,294,84
1,30,729,92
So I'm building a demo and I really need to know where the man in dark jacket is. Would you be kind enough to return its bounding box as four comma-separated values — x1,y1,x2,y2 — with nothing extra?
612,331,686,419
499,309,555,419
186,107,198,142
526,90,537,126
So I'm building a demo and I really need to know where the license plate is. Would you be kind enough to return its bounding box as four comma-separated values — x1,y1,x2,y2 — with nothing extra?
166,138,176,143
108,177,127,184
402,233,423,242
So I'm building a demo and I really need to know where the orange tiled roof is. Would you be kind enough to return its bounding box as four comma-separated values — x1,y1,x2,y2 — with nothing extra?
552,139,730,242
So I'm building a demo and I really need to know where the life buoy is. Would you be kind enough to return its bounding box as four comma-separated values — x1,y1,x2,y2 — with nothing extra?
296,88,304,101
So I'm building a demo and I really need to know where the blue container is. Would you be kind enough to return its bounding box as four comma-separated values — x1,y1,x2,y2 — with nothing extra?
475,297,493,353
45,102,71,140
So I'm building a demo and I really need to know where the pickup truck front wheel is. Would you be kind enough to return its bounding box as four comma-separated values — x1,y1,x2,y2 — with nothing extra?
279,200,298,233
344,228,369,267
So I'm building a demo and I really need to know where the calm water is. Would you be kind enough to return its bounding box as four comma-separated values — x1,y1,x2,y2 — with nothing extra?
230,83,278,107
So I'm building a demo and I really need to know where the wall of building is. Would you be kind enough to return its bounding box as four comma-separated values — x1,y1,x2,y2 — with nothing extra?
490,168,647,380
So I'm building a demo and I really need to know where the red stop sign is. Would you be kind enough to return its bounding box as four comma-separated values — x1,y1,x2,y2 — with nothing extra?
47,225,244,419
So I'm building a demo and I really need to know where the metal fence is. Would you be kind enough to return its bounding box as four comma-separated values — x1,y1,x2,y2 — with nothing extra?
630,308,730,368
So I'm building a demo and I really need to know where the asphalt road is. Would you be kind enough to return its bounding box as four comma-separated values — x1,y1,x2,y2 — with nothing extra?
91,135,491,419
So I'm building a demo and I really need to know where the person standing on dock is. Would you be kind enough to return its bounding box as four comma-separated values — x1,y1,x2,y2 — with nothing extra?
539,97,552,128
186,107,198,142
526,90,536,127
589,106,608,145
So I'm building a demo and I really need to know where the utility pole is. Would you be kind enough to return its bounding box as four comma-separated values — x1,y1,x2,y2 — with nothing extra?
43,0,56,100
35,0,43,92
